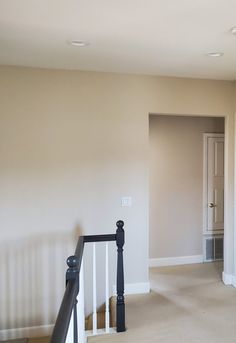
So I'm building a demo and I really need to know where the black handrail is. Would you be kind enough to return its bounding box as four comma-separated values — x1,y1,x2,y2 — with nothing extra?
50,221,125,343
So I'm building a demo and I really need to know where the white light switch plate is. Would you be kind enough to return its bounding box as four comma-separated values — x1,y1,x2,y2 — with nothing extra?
121,196,132,207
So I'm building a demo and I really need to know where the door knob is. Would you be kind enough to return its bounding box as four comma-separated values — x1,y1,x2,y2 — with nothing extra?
208,203,216,208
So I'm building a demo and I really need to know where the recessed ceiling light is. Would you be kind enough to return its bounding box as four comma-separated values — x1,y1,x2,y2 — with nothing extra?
230,27,236,35
69,40,90,47
206,52,224,57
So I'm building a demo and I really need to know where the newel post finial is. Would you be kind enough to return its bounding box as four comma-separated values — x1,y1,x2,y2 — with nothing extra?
116,220,124,230
66,255,80,282
116,220,126,332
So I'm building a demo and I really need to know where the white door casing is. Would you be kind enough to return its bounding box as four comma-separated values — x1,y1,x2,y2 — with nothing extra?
203,133,224,235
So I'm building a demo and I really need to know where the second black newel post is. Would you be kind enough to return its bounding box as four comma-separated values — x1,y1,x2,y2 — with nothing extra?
66,256,80,343
116,220,126,332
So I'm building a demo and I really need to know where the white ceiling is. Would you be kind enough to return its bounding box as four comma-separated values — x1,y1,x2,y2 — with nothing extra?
1,0,236,80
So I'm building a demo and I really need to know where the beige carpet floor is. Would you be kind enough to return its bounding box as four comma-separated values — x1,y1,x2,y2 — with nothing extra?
89,262,236,342
4,263,236,343
1,337,49,343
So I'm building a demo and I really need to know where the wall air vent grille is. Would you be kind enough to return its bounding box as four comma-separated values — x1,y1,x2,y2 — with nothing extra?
204,235,223,262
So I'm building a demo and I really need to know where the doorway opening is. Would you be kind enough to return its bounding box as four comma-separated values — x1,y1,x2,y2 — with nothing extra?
149,114,225,277
203,133,224,262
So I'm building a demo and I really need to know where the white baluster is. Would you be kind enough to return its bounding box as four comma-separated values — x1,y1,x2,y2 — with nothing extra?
93,243,97,335
65,309,74,343
78,259,85,343
105,242,110,333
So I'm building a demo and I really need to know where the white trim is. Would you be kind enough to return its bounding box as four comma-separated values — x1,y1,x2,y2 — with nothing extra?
224,114,234,286
203,230,224,235
112,282,150,296
86,327,116,338
232,276,236,288
0,324,53,341
222,271,233,285
149,255,204,267
222,273,236,288
202,133,225,235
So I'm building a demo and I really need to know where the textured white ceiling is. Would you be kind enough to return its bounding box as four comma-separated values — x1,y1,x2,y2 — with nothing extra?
1,0,236,80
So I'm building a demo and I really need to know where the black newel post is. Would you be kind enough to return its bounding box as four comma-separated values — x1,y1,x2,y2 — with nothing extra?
66,256,80,343
116,220,126,332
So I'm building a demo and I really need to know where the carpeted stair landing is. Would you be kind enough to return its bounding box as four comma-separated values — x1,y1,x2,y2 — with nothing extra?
89,262,236,343
1,337,49,343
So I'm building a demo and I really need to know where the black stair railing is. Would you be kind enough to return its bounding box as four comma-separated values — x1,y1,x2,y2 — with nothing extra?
50,220,126,343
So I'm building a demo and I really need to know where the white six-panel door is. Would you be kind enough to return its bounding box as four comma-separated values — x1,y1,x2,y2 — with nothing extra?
203,133,224,234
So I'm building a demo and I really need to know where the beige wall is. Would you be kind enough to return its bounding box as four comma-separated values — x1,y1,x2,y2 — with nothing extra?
149,115,224,259
0,66,234,334
234,81,236,278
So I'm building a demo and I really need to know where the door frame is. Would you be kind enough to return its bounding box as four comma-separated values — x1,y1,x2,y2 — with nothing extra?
203,133,225,235
203,133,225,262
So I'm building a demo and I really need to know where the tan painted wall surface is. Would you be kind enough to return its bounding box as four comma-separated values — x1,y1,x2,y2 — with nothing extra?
149,115,224,259
0,66,234,333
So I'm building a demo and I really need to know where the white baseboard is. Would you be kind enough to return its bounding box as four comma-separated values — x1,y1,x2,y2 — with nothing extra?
0,324,54,341
113,282,150,296
222,272,236,287
149,255,204,267
221,272,236,288
222,271,233,285
86,327,116,337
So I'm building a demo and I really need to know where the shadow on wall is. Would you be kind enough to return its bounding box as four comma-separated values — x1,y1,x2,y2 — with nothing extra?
0,226,83,339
